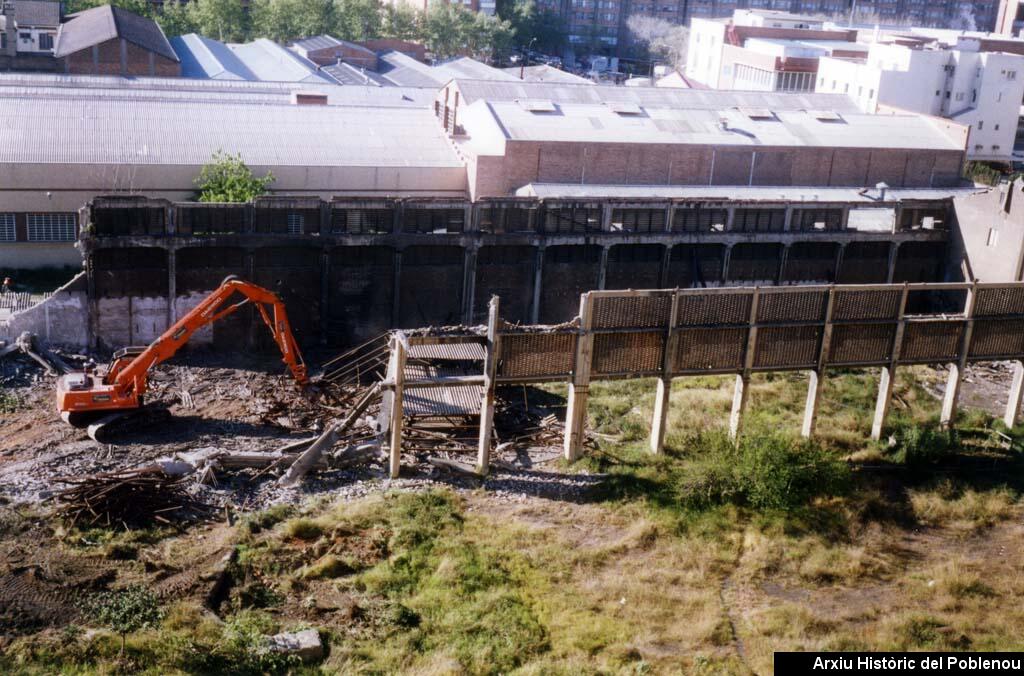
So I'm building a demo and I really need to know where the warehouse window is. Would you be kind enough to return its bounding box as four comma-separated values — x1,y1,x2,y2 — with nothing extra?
27,213,75,241
39,33,53,50
402,208,465,233
286,213,304,235
0,214,14,242
733,208,786,233
672,207,728,232
543,205,602,233
332,208,392,234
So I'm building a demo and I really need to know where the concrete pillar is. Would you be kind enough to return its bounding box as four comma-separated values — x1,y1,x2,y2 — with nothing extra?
725,206,737,232
650,291,680,454
564,293,595,461
783,206,794,232
166,247,177,327
871,365,895,441
477,297,501,475
1004,360,1024,428
940,283,977,429
777,244,790,285
659,245,672,288
388,336,407,479
119,38,127,76
597,246,609,291
801,370,823,438
650,377,672,454
940,363,962,428
319,249,330,345
833,243,846,283
729,374,749,442
886,242,900,283
531,246,544,324
391,249,402,327
462,247,477,324
722,244,733,283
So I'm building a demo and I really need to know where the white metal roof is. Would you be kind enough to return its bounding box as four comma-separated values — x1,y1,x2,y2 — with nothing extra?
0,72,436,107
517,183,985,202
0,96,462,168
480,100,963,151
451,79,863,112
226,39,334,84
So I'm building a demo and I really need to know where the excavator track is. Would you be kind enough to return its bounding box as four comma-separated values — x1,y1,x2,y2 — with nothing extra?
84,407,172,443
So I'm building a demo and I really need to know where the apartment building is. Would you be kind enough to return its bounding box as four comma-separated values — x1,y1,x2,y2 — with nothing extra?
816,41,1024,161
685,12,864,91
997,0,1024,34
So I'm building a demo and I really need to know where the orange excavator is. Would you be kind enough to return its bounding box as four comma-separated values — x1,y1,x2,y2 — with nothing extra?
57,276,308,441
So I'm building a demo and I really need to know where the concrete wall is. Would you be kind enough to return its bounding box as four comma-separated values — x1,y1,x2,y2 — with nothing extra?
0,242,82,268
953,179,1024,281
0,272,89,347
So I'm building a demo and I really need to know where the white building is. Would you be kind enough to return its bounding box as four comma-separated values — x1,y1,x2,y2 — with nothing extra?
1,1,59,55
816,42,1024,162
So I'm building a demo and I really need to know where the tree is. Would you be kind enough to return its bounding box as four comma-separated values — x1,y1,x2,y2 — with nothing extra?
381,3,420,40
424,3,463,59
86,587,162,657
194,151,274,203
188,0,250,42
65,0,153,18
626,15,687,68
506,0,566,54
424,2,510,60
334,0,383,41
156,0,198,38
252,0,338,44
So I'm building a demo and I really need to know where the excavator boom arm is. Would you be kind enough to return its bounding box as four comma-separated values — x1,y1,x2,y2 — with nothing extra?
107,278,308,400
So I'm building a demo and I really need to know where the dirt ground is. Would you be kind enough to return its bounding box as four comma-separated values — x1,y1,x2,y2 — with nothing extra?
2,350,1024,673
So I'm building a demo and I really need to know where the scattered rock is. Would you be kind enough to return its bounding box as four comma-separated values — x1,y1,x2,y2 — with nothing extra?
267,628,323,662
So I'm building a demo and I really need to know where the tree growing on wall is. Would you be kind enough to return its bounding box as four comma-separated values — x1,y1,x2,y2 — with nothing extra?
194,151,274,203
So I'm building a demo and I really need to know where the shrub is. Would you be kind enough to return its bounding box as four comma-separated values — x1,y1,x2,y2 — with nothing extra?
680,432,851,512
85,586,163,656
283,517,324,541
887,425,958,468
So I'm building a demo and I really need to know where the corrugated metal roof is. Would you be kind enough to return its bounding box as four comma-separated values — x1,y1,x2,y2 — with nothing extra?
452,79,863,112
517,183,985,202
434,57,519,82
403,385,482,417
55,5,177,61
14,0,60,27
322,61,387,87
378,51,445,88
0,95,462,167
0,72,436,107
292,35,342,51
171,34,257,81
408,343,486,360
500,65,595,85
226,39,333,84
481,100,962,150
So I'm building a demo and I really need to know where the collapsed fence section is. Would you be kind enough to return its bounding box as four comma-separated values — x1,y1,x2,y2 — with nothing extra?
380,281,1024,476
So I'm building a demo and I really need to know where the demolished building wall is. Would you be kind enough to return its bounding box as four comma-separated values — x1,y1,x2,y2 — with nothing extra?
77,194,964,350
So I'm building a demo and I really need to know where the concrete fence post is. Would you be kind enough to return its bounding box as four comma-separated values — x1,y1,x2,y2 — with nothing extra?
564,292,595,461
940,282,977,428
1004,360,1024,429
650,290,680,454
871,284,909,440
730,287,760,442
802,287,835,438
477,296,501,475
387,335,407,479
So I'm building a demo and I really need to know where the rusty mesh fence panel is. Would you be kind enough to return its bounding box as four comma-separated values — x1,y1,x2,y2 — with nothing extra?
828,324,896,366
968,319,1024,360
674,327,747,373
498,332,577,378
899,321,964,363
591,294,672,329
756,289,829,324
831,289,902,321
973,287,1024,317
592,332,665,375
676,292,753,327
754,326,821,369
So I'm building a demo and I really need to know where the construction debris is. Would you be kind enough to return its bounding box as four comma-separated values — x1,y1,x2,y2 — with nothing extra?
53,467,211,529
268,629,324,662
0,332,71,375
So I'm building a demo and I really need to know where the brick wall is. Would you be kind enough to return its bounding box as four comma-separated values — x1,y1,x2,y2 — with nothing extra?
63,38,180,76
475,141,964,197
